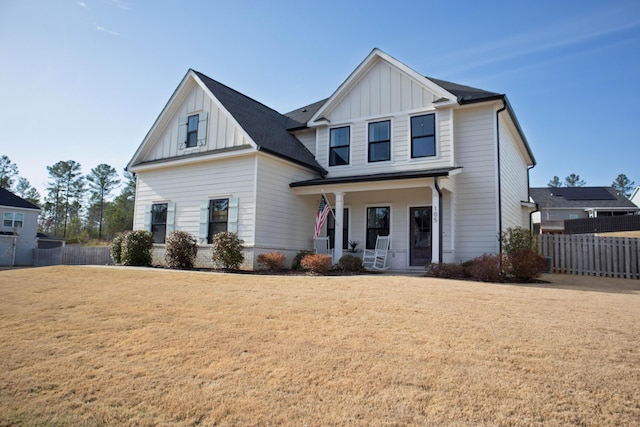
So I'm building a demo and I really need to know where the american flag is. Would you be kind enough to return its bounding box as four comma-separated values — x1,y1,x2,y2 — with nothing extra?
314,195,331,238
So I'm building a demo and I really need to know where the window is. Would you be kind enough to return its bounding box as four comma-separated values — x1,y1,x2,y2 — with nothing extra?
329,126,350,166
368,120,390,162
327,208,349,250
186,114,199,148
3,212,24,228
411,114,436,158
151,203,167,243
208,199,229,243
366,207,390,249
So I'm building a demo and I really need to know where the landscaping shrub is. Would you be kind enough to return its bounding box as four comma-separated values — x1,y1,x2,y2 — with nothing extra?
211,232,244,270
165,230,198,269
121,230,154,267
110,231,129,264
504,249,546,282
470,253,504,282
425,262,465,279
335,254,365,273
292,250,314,271
300,253,332,274
257,251,286,271
500,226,537,255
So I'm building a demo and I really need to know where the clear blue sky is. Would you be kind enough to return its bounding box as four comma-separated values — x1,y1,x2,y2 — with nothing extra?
1,0,639,198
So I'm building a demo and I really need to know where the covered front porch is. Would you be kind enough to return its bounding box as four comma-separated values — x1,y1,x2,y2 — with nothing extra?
290,168,460,270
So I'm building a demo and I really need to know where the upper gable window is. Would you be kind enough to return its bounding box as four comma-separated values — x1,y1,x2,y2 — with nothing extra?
186,114,199,148
329,126,350,166
178,112,208,150
368,120,391,162
411,114,436,158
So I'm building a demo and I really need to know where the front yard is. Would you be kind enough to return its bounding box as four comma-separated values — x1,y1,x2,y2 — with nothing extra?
0,266,638,426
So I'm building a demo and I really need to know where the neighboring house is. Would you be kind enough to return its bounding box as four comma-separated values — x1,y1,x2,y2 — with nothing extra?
530,187,640,233
631,186,640,207
0,188,41,266
127,48,536,270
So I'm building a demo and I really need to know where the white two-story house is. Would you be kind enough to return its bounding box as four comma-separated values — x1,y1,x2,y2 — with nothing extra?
127,49,536,270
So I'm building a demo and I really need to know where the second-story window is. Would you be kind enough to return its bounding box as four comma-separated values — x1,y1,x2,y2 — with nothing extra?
368,120,391,162
329,126,350,166
186,114,199,148
411,113,436,158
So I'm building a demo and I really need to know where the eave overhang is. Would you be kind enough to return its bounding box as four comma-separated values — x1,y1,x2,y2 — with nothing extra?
290,167,461,188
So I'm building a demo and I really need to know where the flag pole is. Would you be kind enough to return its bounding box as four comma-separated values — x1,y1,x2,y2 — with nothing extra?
321,189,336,220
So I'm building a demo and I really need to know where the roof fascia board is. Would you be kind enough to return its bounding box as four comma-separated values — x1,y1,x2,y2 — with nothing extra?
129,145,255,173
309,48,456,125
0,204,41,212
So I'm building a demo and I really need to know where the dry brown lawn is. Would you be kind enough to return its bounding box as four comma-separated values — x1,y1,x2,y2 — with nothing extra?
0,266,638,426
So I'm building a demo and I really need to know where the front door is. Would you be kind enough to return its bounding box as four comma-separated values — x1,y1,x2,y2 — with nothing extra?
410,207,432,266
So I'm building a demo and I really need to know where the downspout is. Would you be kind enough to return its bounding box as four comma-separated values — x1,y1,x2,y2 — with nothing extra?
496,100,507,253
434,176,443,263
527,164,539,231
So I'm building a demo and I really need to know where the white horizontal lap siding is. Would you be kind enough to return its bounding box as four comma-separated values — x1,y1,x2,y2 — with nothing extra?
254,156,318,249
453,106,499,262
133,156,256,244
499,120,530,230
140,83,250,164
292,129,316,157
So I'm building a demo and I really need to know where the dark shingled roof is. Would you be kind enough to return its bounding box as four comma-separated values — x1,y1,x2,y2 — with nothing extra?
0,187,40,210
425,76,502,103
193,71,326,175
283,98,328,129
530,187,639,209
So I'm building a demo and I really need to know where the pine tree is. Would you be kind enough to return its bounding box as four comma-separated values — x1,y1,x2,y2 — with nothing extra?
86,164,120,239
547,176,562,187
564,173,586,187
0,155,19,189
612,173,635,198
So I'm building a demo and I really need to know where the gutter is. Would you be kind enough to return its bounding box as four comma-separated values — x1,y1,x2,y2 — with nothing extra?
434,176,443,264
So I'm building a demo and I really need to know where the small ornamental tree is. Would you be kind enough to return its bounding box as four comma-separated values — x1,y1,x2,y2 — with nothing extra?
165,230,198,269
110,231,129,264
211,232,244,270
121,230,154,266
500,227,537,255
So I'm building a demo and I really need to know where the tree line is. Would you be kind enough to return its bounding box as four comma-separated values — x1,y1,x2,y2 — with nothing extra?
547,173,636,197
0,155,134,242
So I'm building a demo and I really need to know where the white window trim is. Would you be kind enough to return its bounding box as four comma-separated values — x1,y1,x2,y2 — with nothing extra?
407,111,439,162
366,118,393,164
328,125,352,168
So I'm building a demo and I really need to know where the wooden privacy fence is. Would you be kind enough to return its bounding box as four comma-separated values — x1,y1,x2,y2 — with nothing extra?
33,246,113,267
539,234,640,279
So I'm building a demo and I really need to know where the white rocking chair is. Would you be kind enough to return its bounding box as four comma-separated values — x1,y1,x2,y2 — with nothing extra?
362,235,390,270
314,236,334,263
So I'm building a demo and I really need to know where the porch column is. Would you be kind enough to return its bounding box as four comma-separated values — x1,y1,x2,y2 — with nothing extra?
431,185,440,263
334,191,344,262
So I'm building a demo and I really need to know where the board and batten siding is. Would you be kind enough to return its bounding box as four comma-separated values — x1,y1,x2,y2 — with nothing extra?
328,60,438,122
452,105,499,262
133,156,256,245
498,119,531,230
140,81,252,164
253,154,318,251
